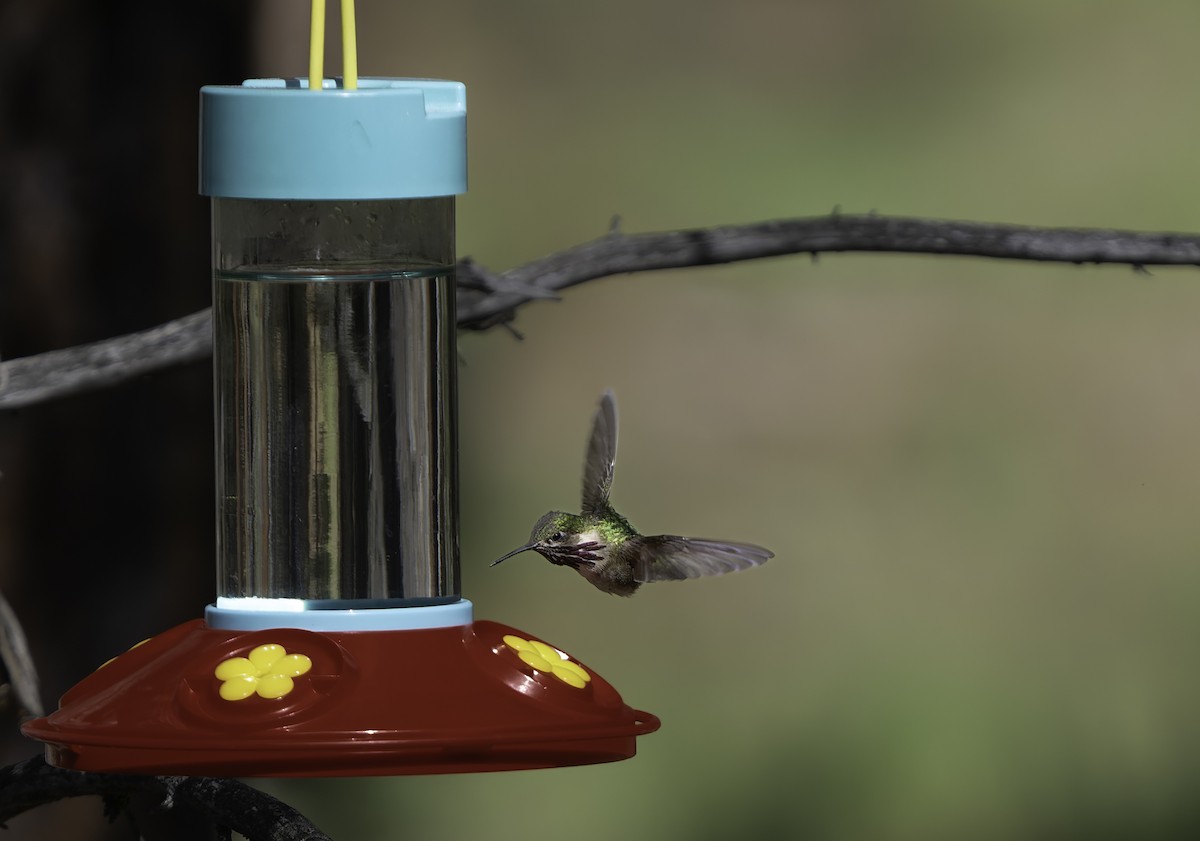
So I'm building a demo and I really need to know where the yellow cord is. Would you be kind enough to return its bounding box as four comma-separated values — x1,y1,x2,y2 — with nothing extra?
309,0,326,90
341,0,359,90
310,0,359,91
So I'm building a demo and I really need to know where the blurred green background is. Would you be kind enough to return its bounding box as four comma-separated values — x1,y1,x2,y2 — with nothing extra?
251,1,1200,839
4,0,1200,838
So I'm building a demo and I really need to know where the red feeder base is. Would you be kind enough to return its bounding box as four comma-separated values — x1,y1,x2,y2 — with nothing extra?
22,619,659,777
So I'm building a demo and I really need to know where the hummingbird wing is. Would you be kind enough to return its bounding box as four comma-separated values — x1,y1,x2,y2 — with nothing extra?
629,535,773,583
581,390,619,515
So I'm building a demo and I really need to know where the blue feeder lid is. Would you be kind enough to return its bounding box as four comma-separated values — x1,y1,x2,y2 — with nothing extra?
200,78,466,200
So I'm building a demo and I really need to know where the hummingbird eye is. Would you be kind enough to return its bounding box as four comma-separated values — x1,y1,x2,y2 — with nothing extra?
548,531,566,543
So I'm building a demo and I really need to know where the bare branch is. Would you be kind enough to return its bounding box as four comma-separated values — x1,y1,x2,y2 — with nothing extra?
455,213,1200,325
0,756,330,841
0,309,212,410
0,589,42,718
4,213,1200,411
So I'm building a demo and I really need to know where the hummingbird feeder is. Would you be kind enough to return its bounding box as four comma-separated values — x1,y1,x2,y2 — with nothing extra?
22,3,658,776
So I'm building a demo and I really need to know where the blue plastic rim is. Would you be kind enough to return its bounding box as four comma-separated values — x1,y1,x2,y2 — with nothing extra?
205,598,475,632
199,77,467,200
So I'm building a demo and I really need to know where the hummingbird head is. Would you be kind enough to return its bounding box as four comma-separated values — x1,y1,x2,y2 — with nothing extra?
489,511,606,570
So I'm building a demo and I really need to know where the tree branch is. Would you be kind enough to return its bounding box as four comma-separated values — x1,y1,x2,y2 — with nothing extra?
0,755,330,840
454,213,1200,326
0,588,43,718
4,213,1199,410
0,309,213,411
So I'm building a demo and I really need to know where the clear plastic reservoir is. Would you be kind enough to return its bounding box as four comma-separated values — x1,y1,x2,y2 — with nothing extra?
212,197,459,606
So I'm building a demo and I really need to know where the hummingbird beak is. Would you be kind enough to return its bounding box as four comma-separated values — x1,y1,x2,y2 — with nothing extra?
489,543,537,567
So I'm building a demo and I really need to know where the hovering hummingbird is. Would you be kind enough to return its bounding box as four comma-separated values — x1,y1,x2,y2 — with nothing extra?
490,391,773,596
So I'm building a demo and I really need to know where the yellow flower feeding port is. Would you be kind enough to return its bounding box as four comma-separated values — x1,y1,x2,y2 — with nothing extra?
503,635,593,689
215,644,314,701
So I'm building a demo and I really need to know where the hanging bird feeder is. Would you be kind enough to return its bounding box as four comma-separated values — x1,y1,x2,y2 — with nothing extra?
22,2,658,776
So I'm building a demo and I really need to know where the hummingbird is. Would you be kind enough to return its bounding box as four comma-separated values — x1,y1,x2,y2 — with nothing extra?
490,390,773,596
